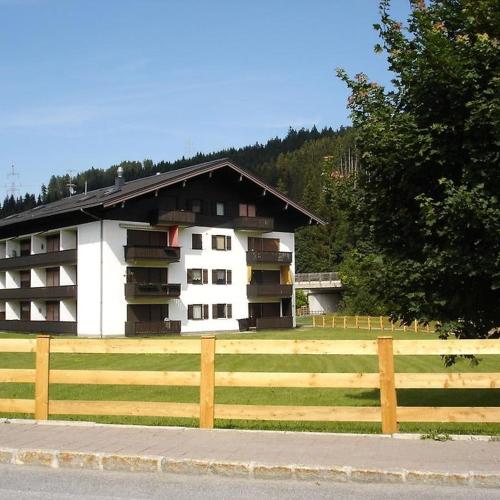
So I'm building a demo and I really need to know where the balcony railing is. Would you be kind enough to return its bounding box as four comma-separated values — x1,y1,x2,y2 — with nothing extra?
0,285,77,301
124,320,181,336
233,216,274,232
247,284,293,297
156,210,196,226
256,316,293,330
124,282,181,299
246,251,293,264
0,320,77,335
124,245,181,263
0,249,77,272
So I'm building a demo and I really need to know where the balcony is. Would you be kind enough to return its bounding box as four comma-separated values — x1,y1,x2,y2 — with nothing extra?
246,251,292,265
124,245,181,263
0,285,77,301
124,320,181,336
0,249,77,272
0,320,77,335
156,210,196,226
256,316,293,330
124,282,181,299
233,216,274,232
247,284,293,298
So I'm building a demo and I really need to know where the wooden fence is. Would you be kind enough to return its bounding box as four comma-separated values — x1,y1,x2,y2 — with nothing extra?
0,335,499,433
310,315,436,333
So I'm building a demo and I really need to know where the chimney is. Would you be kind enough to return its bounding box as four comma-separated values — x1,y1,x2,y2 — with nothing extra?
115,166,125,189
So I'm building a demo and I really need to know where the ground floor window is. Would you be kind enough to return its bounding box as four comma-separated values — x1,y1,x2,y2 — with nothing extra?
212,304,232,319
188,304,209,320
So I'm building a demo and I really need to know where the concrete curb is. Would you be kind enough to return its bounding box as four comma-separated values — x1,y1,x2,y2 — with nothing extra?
0,447,498,488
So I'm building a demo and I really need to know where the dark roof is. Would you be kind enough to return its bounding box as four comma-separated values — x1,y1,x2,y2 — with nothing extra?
0,158,325,228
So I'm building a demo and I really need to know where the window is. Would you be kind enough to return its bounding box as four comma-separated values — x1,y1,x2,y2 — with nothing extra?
248,237,279,252
46,234,60,253
212,269,232,285
239,203,256,217
20,239,31,256
187,268,208,284
46,267,60,287
20,270,31,288
190,199,202,213
216,202,225,216
212,304,232,319
46,301,60,321
127,230,166,246
192,234,203,250
20,301,30,321
188,304,209,320
212,235,231,251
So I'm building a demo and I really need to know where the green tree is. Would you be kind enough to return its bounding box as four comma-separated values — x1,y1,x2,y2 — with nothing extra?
338,0,500,339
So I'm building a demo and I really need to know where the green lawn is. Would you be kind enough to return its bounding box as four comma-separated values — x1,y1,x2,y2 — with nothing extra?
0,327,499,435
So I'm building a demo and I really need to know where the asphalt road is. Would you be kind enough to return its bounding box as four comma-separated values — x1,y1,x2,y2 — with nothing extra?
0,464,498,500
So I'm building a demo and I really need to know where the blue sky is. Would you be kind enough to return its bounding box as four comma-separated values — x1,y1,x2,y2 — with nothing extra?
0,0,411,196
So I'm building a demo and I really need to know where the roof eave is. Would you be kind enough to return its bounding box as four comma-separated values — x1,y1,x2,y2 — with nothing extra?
102,159,326,225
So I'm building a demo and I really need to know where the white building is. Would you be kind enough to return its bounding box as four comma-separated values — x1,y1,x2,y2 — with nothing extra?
0,159,323,336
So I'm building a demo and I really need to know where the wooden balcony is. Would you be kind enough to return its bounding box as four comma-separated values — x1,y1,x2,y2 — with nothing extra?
124,245,181,263
0,320,77,335
156,210,196,226
256,316,293,330
246,251,293,265
0,249,77,272
0,285,77,301
233,216,274,232
247,284,293,297
124,282,181,299
124,320,181,336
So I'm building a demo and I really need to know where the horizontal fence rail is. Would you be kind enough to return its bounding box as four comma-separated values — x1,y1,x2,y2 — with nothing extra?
0,336,499,432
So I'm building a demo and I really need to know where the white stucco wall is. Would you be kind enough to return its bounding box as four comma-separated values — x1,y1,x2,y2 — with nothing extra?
77,220,127,336
166,228,295,333
61,229,77,250
6,270,19,288
77,221,102,336
6,300,20,320
101,221,127,335
31,235,45,254
31,300,46,321
31,268,46,287
6,240,20,258
61,299,77,321
60,265,77,286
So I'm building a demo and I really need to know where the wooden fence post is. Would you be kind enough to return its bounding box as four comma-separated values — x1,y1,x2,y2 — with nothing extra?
200,335,216,429
35,335,51,420
313,316,316,327
380,316,384,331
377,336,398,434
355,315,359,329
322,315,325,328
426,323,430,333
414,319,418,333
368,317,371,331
332,316,335,328
343,316,347,329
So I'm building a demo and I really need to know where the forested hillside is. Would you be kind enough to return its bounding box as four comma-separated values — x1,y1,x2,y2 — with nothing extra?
0,125,370,311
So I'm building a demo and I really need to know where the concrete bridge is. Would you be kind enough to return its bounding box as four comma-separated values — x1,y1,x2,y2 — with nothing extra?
295,272,343,314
